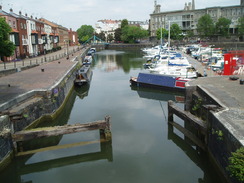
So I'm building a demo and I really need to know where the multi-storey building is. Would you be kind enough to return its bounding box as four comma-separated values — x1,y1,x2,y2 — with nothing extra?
95,19,149,41
150,0,244,38
8,10,30,59
0,6,77,61
39,18,61,50
69,28,78,46
128,20,149,30
95,19,121,41
0,6,20,61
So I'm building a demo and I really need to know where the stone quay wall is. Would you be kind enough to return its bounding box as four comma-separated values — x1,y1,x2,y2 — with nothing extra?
0,50,88,171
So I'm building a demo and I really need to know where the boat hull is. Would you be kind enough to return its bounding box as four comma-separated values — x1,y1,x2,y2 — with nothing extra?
130,73,191,92
74,65,93,86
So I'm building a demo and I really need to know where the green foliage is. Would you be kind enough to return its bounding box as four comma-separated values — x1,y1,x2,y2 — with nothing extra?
121,26,148,43
192,98,203,111
237,17,244,36
227,147,244,182
170,24,183,40
197,14,215,38
215,17,231,37
186,30,194,38
114,28,122,42
80,35,89,43
23,114,29,118
95,31,106,41
0,17,15,59
76,25,94,43
156,28,168,40
211,129,224,140
107,33,114,42
121,19,129,30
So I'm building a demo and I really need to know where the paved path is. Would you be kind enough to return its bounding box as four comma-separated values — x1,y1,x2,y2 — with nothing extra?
189,75,244,146
0,46,81,71
181,52,216,77
0,47,87,105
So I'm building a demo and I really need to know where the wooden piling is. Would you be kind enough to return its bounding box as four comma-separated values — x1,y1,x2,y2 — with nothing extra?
167,100,207,149
168,100,207,134
12,116,111,142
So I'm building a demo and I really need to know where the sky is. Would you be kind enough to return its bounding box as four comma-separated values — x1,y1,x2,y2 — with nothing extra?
1,0,241,30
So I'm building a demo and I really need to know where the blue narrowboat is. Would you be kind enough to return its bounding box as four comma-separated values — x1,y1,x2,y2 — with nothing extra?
130,72,191,91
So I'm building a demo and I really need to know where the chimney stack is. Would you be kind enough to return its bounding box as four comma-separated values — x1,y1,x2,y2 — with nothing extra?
19,11,22,15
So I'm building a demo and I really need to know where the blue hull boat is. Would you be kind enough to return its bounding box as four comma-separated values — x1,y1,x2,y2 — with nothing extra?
130,72,191,91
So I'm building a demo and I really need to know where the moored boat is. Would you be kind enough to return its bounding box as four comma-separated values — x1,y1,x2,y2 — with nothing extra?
130,72,192,91
74,65,93,86
83,55,93,65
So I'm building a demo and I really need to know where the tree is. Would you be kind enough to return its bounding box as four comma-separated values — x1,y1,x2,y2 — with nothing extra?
76,25,94,43
98,31,106,41
107,33,114,43
0,17,15,61
121,19,129,30
156,28,168,40
121,26,148,43
114,28,122,42
215,17,231,37
237,17,244,40
197,14,215,39
185,30,194,41
170,24,183,40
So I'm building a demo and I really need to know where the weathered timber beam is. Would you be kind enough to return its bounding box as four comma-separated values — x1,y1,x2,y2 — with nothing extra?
168,100,207,133
12,116,111,142
169,121,206,150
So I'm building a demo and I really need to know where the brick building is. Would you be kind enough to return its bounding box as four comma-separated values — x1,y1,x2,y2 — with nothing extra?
0,6,78,61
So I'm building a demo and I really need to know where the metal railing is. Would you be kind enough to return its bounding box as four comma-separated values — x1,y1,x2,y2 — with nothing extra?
0,46,83,71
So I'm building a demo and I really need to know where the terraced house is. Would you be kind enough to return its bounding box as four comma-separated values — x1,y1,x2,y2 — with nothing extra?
0,6,78,62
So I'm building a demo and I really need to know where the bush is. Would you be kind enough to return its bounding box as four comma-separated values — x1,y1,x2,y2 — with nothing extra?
227,147,244,182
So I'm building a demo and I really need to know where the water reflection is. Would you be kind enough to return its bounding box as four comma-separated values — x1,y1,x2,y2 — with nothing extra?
94,49,145,73
18,141,112,176
0,84,113,183
167,124,222,183
130,85,185,103
0,48,224,183
74,82,91,99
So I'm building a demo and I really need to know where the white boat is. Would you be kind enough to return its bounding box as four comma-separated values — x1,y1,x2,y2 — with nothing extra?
153,65,198,78
83,55,92,65
142,43,168,55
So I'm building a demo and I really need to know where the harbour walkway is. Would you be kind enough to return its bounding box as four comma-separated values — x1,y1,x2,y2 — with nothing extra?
0,46,86,107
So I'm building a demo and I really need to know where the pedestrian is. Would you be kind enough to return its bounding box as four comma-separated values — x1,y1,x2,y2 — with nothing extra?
204,68,207,77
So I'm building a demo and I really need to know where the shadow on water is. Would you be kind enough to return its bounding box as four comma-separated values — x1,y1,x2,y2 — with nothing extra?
130,85,185,103
0,84,113,183
0,48,224,183
131,85,223,183
167,124,223,183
